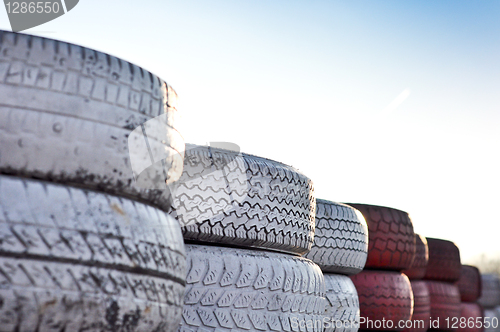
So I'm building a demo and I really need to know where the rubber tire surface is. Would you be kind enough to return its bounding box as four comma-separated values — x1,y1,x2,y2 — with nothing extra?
179,245,326,332
173,144,315,255
0,175,186,332
402,280,430,332
349,270,413,331
458,303,484,332
345,204,415,271
304,200,368,275
423,238,461,282
456,265,481,303
425,281,461,331
402,234,428,280
323,274,360,332
0,31,184,212
478,274,500,308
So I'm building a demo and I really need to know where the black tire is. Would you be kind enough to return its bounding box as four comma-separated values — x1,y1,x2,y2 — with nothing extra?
179,244,326,332
479,274,500,308
0,175,186,331
345,204,415,271
0,30,184,212
323,274,360,332
304,200,368,275
173,144,315,255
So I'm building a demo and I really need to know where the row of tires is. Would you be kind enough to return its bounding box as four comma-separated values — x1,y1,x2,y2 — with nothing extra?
1,29,498,332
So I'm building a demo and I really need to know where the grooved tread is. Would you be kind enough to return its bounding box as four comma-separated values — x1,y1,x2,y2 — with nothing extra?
425,280,461,331
173,144,316,255
305,200,368,276
323,274,360,332
402,234,428,280
179,244,326,332
0,30,184,212
423,238,461,282
403,280,430,332
350,270,413,331
455,265,481,303
345,204,415,271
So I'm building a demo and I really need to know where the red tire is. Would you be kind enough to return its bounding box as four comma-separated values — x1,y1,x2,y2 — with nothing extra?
403,280,430,332
459,303,484,332
402,234,429,280
478,274,500,308
426,281,461,331
346,204,415,271
424,238,461,282
350,270,413,331
456,265,481,302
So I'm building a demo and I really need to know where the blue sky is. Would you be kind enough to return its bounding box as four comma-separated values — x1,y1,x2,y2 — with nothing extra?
1,0,499,262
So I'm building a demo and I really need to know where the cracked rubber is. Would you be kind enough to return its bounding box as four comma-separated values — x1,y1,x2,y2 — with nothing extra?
423,238,461,282
172,144,315,255
304,200,368,275
345,204,415,271
402,234,428,280
179,244,326,332
425,281,461,331
459,303,484,332
479,274,500,308
0,174,186,331
349,270,413,331
456,265,481,303
0,30,184,212
323,274,360,332
402,280,430,332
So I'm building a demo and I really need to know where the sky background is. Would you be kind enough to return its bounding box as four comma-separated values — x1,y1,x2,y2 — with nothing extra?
1,0,499,263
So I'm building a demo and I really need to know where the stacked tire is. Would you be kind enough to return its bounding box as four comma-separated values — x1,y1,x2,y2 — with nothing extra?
478,274,500,332
422,238,462,331
345,204,416,331
172,144,327,332
401,234,431,332
455,265,484,332
304,200,369,332
0,31,187,331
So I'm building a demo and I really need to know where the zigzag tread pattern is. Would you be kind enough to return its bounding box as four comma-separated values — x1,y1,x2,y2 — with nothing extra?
172,145,315,255
305,200,368,275
349,271,413,329
0,175,186,282
345,204,415,271
179,245,326,332
323,274,360,332
0,257,184,332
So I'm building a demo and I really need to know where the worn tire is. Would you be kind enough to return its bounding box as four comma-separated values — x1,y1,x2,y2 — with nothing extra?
323,274,360,332
456,265,481,303
423,238,461,282
0,175,186,331
173,144,315,255
426,281,461,331
350,270,413,331
180,245,326,332
0,30,184,212
402,234,428,280
345,204,415,271
403,280,430,332
478,274,500,308
458,303,484,332
304,200,368,275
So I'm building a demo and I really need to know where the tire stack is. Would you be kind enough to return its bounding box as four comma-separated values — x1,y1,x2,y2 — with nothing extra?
455,265,483,332
0,31,187,331
401,234,431,332
422,238,462,331
345,204,416,331
304,200,369,332
172,145,327,332
478,274,500,332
